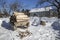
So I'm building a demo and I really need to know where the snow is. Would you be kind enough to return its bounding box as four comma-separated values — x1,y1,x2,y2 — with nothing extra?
0,17,60,40
0,20,3,27
29,7,52,13
30,16,40,26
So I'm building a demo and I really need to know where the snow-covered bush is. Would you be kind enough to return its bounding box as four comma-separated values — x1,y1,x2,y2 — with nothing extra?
0,20,3,27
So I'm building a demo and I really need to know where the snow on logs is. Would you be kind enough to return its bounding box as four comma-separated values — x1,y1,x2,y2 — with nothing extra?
14,12,24,16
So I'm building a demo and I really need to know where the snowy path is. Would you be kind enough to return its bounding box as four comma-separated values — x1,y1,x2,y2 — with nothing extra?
0,17,60,40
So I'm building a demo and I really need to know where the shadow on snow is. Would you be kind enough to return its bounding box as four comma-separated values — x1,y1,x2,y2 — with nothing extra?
1,21,13,30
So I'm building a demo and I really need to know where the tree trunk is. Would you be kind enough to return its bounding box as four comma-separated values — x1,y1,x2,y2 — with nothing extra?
57,9,60,18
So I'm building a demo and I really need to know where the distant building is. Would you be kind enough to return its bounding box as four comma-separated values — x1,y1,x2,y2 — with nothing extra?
29,7,57,17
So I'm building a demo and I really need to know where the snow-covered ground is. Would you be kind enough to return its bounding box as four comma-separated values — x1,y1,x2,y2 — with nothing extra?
0,17,60,40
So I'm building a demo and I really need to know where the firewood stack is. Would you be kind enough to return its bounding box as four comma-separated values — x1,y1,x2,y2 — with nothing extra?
14,12,29,22
11,12,31,39
10,12,30,30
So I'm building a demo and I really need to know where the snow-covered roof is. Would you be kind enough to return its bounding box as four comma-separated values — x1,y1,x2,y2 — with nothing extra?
29,7,52,13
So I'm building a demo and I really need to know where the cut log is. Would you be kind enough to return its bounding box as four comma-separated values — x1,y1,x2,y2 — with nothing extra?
14,12,24,16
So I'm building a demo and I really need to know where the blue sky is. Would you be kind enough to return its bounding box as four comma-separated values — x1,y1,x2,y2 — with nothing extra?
6,0,50,9
18,0,51,9
0,0,51,10
8,0,38,9
20,0,38,9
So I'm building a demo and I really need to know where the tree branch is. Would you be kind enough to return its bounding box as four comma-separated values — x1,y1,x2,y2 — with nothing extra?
55,0,60,5
48,1,58,8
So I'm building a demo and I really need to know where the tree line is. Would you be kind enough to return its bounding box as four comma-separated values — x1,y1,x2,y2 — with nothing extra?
0,0,22,17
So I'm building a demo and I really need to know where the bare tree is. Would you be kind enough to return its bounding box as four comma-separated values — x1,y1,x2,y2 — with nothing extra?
10,0,21,12
0,0,9,17
25,9,30,17
21,9,30,17
37,0,60,18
